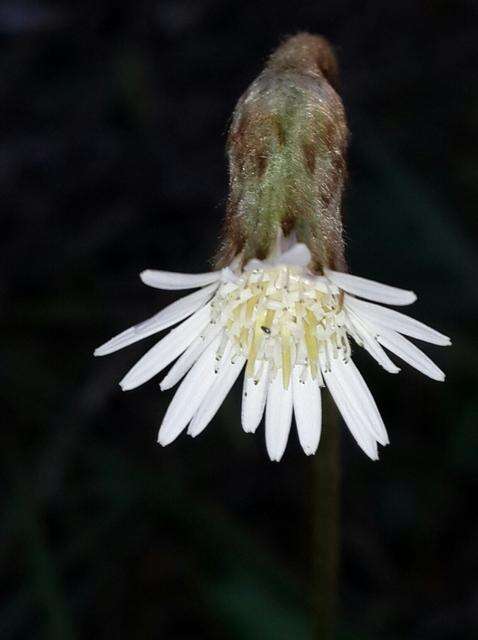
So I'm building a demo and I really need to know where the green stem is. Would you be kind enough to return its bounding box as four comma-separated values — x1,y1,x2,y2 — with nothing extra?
312,394,341,639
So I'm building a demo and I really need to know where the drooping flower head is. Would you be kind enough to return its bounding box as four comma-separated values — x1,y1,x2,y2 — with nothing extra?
95,34,450,461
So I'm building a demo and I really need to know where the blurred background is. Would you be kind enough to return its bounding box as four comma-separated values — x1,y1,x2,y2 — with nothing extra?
2,1,477,638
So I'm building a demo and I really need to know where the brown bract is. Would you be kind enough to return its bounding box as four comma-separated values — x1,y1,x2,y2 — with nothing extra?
215,33,348,273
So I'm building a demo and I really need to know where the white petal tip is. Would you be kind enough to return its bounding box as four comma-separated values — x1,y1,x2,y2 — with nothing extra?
242,418,260,434
157,431,174,446
267,447,286,462
266,448,283,462
119,376,138,391
365,447,379,461
139,270,151,283
426,335,451,347
428,369,446,382
94,345,110,357
391,290,417,305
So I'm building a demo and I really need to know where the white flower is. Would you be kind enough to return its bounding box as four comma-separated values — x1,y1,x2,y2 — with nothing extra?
94,240,450,461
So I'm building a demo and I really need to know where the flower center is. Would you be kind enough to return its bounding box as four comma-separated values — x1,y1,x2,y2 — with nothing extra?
211,265,350,388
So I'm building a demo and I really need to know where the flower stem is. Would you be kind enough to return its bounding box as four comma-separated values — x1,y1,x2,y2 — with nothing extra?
312,394,341,639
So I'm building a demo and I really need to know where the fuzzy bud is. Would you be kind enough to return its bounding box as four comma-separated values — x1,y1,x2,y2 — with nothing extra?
216,33,348,272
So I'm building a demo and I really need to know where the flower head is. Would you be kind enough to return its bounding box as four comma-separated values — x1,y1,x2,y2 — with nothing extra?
95,236,449,461
94,33,450,460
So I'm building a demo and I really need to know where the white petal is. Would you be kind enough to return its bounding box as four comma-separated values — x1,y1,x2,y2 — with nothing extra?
220,267,240,284
292,367,322,455
277,243,311,267
325,269,416,306
94,283,218,356
241,363,269,433
243,258,265,272
140,269,221,290
160,324,222,390
323,363,378,460
377,330,445,381
119,304,211,390
265,374,293,462
346,311,400,374
157,334,222,446
188,347,246,438
332,359,389,446
346,296,450,346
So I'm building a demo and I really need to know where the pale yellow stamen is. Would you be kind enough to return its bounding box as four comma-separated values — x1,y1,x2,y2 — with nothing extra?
281,325,292,389
210,265,349,388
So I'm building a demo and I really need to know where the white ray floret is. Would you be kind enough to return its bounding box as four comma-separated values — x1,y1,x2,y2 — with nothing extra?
157,334,223,446
140,269,221,290
94,283,218,356
188,345,246,438
241,362,270,434
266,372,293,462
345,296,450,345
119,304,211,390
95,240,450,461
324,268,417,306
292,366,322,456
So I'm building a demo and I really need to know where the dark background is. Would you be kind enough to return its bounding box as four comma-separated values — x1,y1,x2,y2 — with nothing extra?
2,1,477,638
